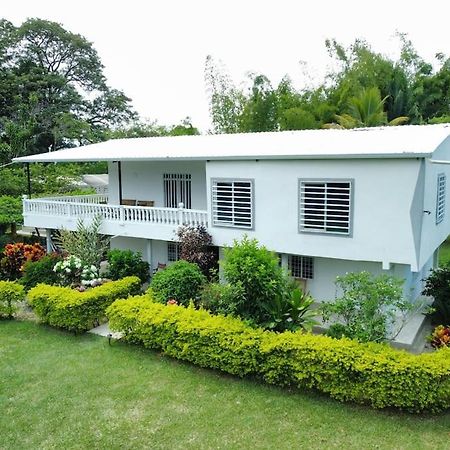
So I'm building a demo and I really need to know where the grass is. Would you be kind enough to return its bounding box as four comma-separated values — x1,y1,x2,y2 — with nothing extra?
1,321,450,450
439,237,450,266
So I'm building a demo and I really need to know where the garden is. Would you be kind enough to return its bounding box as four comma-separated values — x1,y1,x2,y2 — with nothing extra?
1,220,450,417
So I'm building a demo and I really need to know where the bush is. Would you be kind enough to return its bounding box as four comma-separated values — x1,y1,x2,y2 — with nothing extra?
176,225,217,277
221,237,287,323
106,249,150,283
150,260,206,305
321,271,412,343
423,267,450,324
428,325,450,348
0,242,46,280
106,296,450,413
21,254,62,290
0,280,25,318
199,282,245,316
28,276,141,332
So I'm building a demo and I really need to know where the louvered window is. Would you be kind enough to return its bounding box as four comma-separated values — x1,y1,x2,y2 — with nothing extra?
436,173,446,224
300,180,352,235
288,255,314,279
164,174,192,209
212,179,253,229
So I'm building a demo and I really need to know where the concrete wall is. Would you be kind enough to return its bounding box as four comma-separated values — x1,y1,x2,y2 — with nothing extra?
108,161,207,210
205,158,423,269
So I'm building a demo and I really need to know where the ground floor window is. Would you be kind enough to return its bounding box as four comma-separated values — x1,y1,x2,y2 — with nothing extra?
288,254,314,279
167,242,180,262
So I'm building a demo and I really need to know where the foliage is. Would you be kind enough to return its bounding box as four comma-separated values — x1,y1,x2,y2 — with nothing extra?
321,271,412,343
53,255,100,287
150,260,206,305
262,287,318,332
21,253,62,290
107,295,450,412
428,325,450,349
221,236,287,323
0,242,45,280
176,225,216,277
0,196,23,233
28,276,141,332
0,18,135,161
54,215,109,268
199,282,245,316
106,249,150,283
422,266,450,324
0,280,25,318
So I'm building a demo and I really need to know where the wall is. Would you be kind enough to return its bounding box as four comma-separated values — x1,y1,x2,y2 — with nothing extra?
206,158,423,270
108,161,207,210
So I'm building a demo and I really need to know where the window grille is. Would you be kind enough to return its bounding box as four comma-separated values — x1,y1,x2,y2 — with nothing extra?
288,255,314,279
167,242,180,262
436,173,446,224
212,179,253,229
164,174,192,209
300,180,352,235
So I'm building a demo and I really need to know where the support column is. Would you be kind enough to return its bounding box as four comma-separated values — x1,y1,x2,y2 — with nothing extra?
45,229,53,253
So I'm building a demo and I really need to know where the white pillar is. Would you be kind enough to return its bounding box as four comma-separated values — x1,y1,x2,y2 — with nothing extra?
46,229,53,253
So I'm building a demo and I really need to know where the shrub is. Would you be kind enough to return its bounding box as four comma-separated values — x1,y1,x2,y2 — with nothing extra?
221,236,287,323
199,282,245,316
53,255,100,287
262,287,318,332
54,215,109,268
0,280,25,318
21,254,63,290
106,249,150,282
176,225,217,277
428,325,450,348
321,271,412,343
0,242,46,280
106,296,450,413
150,260,206,305
423,267,450,324
28,276,141,332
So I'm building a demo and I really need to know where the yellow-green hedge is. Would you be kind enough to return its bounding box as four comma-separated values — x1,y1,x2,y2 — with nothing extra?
0,280,25,318
28,276,141,333
106,295,450,413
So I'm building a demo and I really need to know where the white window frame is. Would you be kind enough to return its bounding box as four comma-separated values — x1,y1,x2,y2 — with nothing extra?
299,179,353,236
211,178,254,229
163,173,192,209
436,173,446,225
288,254,314,279
167,242,180,262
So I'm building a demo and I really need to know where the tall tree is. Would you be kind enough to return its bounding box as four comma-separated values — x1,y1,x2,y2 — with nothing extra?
0,18,136,162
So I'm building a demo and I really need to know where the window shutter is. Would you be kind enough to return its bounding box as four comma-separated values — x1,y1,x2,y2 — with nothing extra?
436,173,446,224
212,179,253,229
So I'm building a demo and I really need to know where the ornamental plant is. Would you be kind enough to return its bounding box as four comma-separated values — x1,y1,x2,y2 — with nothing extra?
53,255,100,287
0,242,46,280
428,325,450,349
422,266,450,324
106,249,150,283
0,280,25,318
322,271,412,343
21,254,63,290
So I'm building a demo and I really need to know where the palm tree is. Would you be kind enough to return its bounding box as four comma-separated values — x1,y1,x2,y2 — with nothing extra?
324,87,409,129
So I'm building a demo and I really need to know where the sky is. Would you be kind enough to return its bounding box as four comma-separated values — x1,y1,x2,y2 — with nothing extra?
4,0,450,132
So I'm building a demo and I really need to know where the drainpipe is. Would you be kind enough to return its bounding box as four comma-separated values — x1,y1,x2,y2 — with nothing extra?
117,161,123,205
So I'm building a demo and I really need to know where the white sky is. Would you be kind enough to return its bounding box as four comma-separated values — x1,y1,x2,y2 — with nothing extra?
4,0,450,132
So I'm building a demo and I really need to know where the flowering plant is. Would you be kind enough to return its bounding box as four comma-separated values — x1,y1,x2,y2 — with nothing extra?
167,299,178,306
53,255,101,287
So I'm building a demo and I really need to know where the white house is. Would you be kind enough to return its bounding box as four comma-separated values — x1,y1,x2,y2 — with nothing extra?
14,124,450,302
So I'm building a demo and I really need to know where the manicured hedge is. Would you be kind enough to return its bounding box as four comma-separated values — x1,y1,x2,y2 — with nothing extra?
28,276,141,333
106,295,450,413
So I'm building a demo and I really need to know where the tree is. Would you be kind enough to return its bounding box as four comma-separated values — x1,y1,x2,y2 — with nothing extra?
0,18,135,161
0,196,22,235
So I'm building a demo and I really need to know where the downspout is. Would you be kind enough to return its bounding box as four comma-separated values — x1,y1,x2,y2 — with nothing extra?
117,161,123,205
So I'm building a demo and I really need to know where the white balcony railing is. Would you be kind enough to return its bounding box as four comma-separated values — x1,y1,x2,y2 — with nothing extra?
23,195,208,228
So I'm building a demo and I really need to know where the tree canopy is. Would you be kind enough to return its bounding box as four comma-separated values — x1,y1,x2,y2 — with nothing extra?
205,35,450,133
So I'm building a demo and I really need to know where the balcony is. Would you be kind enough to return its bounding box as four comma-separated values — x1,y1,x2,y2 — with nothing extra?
23,194,209,241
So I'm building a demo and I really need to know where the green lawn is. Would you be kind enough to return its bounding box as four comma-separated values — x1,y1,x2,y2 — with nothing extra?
1,321,449,450
439,237,450,266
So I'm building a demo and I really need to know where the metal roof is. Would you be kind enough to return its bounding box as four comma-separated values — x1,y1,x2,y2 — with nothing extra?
13,124,450,163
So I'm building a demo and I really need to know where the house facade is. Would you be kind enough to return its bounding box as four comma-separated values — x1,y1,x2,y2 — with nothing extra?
15,124,450,302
